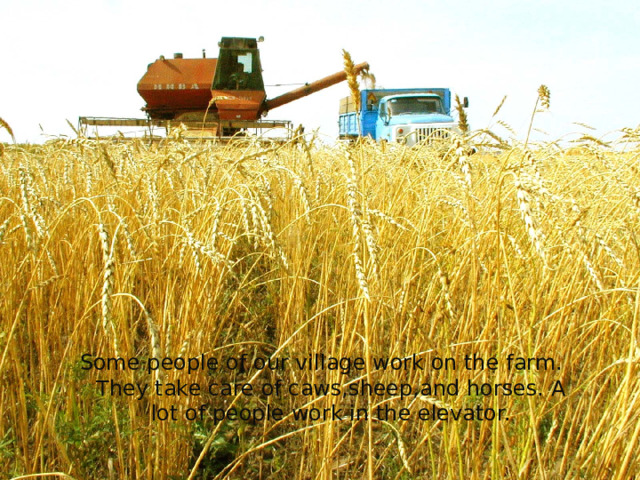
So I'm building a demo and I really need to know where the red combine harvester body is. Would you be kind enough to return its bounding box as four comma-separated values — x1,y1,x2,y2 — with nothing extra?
137,56,218,120
80,37,368,138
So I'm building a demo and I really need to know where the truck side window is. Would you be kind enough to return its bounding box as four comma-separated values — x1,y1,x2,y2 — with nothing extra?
366,93,377,111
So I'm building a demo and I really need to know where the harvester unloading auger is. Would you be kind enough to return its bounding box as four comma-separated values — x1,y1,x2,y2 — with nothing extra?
79,37,369,138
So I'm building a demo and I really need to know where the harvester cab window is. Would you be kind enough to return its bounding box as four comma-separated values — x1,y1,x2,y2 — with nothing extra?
212,48,264,91
237,53,253,73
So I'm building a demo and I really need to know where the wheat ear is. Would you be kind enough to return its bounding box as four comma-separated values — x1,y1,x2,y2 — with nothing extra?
0,117,15,142
342,49,361,112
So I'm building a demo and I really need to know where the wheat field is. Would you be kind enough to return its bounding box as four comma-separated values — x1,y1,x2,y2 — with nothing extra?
1,114,640,479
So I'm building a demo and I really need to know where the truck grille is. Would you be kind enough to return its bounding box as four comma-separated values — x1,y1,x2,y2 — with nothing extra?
415,127,451,143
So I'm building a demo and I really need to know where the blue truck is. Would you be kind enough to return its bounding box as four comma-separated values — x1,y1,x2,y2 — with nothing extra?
338,88,466,146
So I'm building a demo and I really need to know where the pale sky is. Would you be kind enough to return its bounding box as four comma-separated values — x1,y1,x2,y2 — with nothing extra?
1,0,638,144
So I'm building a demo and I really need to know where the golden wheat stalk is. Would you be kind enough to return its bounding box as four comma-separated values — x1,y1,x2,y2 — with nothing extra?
538,84,551,110
525,84,551,146
98,222,121,356
455,94,469,135
515,179,547,265
0,116,15,142
492,95,508,117
342,49,361,112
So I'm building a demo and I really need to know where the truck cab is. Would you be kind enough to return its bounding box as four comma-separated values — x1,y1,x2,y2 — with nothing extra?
376,94,457,145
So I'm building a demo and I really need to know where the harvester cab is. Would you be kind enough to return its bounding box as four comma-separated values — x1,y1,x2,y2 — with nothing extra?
212,37,265,92
210,37,267,122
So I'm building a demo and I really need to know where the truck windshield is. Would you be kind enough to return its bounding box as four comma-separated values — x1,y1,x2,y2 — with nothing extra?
388,97,443,115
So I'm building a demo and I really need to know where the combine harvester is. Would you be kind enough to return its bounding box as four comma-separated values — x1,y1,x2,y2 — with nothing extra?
80,37,368,140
